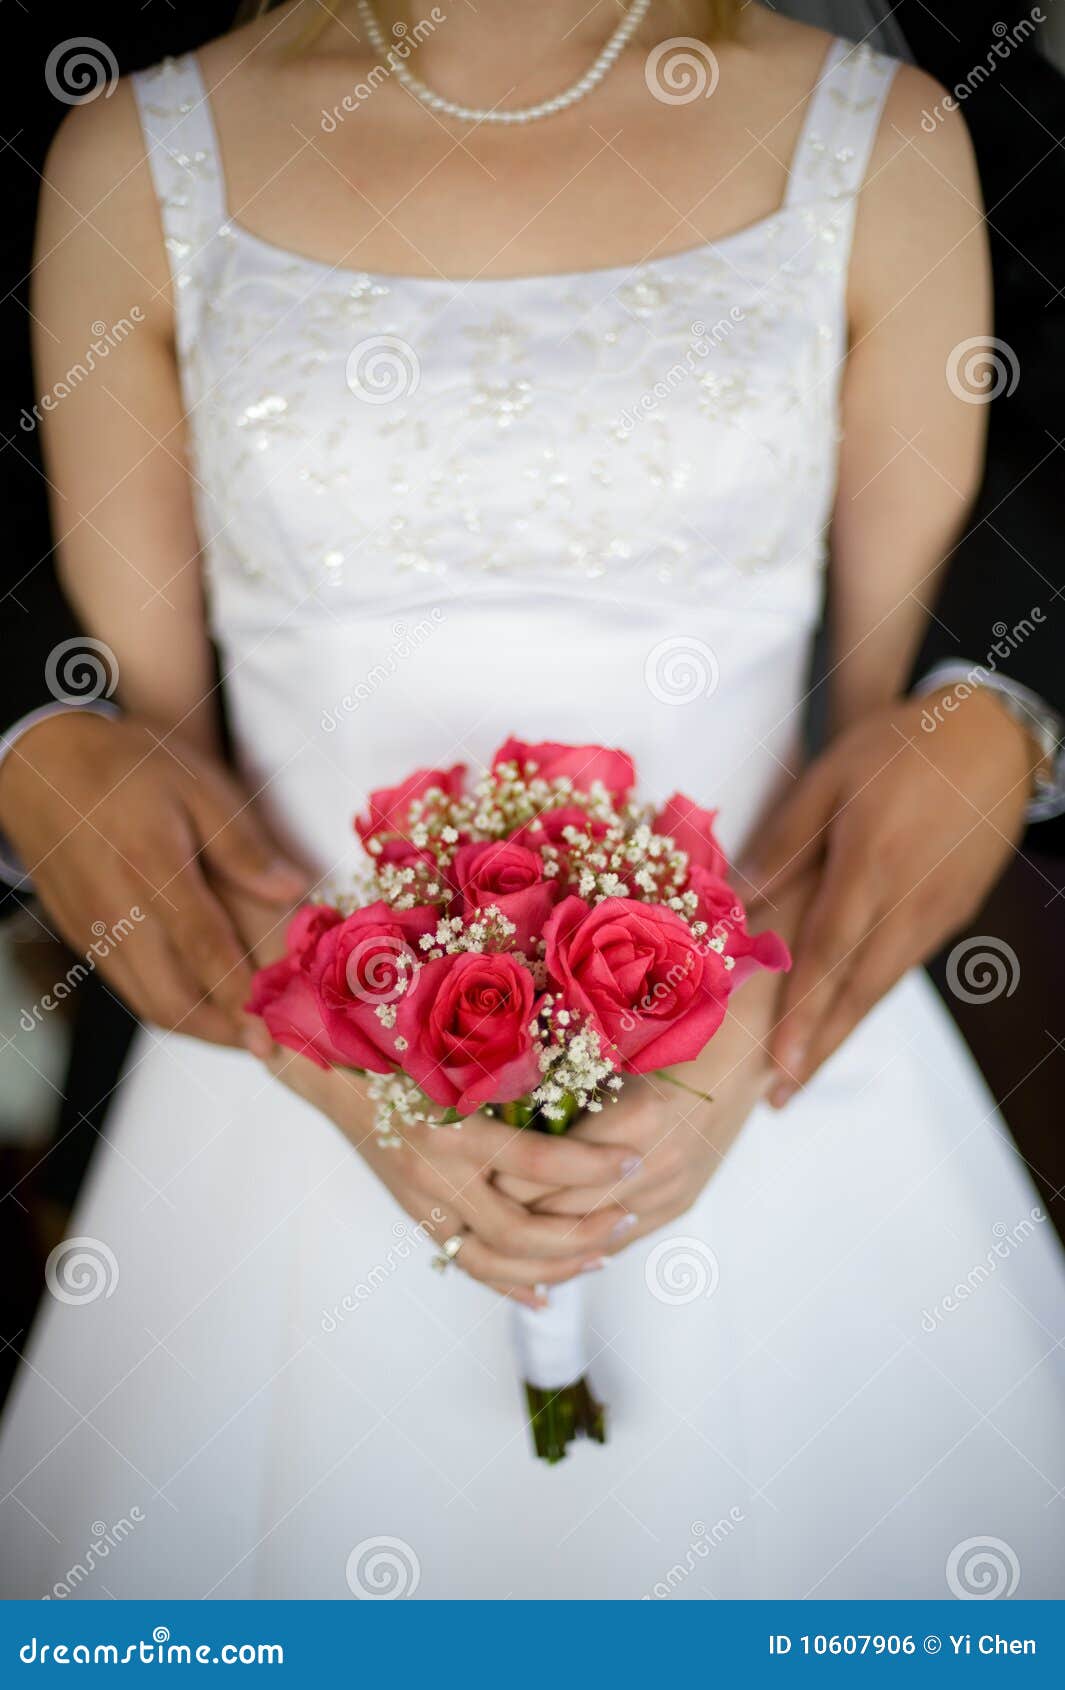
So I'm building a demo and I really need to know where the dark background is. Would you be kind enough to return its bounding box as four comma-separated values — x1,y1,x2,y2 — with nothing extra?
2,1,1064,1406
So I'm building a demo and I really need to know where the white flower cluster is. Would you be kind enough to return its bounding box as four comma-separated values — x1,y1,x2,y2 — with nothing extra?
366,1070,462,1147
350,762,713,1144
417,909,518,957
531,996,621,1124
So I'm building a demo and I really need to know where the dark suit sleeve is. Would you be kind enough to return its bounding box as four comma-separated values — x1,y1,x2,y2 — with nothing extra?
913,436,1064,719
2,4,241,740
898,0,1065,856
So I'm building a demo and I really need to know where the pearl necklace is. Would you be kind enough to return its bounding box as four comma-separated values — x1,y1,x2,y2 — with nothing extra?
355,0,652,126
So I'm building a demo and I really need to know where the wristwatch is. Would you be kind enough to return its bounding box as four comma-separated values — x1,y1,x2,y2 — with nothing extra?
914,663,1065,823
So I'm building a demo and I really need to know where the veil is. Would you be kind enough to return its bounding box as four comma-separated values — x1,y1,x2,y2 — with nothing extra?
770,0,913,60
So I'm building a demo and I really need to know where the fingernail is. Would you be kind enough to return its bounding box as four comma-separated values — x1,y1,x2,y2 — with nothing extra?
580,1258,608,1273
610,1213,638,1241
620,1155,644,1179
770,1081,796,1109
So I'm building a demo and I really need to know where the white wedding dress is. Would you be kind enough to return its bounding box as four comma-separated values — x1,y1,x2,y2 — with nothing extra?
3,37,1064,1602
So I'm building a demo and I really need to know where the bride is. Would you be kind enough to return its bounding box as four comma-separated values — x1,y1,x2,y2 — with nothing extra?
3,0,1064,1599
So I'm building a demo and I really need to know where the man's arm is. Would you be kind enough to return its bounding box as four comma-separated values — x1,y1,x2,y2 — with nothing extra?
1,68,307,1048
0,709,306,1048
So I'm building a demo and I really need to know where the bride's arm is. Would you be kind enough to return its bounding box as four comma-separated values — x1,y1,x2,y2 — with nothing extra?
33,89,218,752
829,65,990,725
742,67,1047,1101
9,91,308,1040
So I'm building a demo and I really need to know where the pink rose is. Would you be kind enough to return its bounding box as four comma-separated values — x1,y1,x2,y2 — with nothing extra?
396,950,542,1114
355,763,466,845
492,737,635,800
513,804,609,854
687,866,791,986
543,895,730,1073
512,804,611,895
312,901,438,1071
286,903,343,964
654,792,730,876
452,839,558,952
245,905,346,1069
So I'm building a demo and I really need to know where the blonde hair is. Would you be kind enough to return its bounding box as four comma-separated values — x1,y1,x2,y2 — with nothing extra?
238,1,741,47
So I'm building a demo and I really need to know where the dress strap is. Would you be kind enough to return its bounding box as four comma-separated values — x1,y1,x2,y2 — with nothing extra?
131,53,228,356
785,36,900,211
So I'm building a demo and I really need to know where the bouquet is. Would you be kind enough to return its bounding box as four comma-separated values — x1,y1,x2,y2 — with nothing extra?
248,737,788,1462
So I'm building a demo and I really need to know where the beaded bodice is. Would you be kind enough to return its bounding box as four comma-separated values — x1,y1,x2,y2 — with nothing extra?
132,38,897,640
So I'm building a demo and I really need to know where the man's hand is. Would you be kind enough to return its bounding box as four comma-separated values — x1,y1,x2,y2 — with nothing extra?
740,687,1043,1105
0,711,307,1045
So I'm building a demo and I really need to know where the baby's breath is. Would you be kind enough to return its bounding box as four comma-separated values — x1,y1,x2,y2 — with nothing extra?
531,997,618,1123
350,762,732,1146
367,1071,459,1147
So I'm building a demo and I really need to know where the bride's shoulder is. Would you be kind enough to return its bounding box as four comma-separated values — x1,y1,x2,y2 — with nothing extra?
37,3,315,300
849,58,985,334
862,58,982,237
40,75,172,308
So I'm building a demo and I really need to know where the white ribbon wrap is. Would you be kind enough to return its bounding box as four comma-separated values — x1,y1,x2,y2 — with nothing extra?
509,1274,589,1390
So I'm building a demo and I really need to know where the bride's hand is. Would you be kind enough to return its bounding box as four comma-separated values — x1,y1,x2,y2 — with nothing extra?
495,964,778,1244
495,874,814,1243
260,1045,645,1310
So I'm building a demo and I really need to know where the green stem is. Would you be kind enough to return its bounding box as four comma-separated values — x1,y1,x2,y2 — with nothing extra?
524,1378,606,1463
500,1098,539,1129
500,1092,582,1133
655,1071,714,1105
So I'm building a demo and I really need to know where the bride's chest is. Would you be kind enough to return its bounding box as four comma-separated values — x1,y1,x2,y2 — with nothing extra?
187,228,843,604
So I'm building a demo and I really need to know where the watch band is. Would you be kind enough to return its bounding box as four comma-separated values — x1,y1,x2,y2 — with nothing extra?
914,663,1065,823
